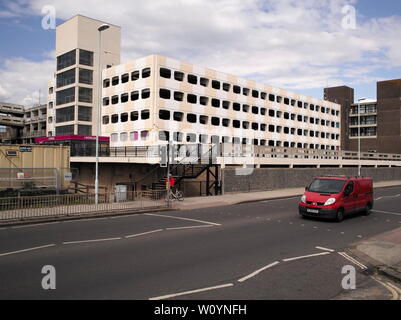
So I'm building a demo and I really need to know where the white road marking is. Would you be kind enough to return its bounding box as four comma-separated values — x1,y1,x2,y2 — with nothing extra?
145,213,221,226
0,244,55,257
282,252,331,262
238,261,280,283
166,225,214,231
338,252,367,270
315,246,335,252
372,210,401,216
374,194,401,201
62,237,122,245
149,283,234,300
124,229,163,238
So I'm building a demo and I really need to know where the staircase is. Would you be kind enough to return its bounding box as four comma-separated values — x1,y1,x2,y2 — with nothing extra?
147,144,221,195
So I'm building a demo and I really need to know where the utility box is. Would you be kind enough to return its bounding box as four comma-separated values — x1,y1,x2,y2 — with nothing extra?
114,184,127,202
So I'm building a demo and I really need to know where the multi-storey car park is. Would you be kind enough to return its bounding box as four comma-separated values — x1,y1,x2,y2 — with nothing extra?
38,15,401,195
101,54,341,150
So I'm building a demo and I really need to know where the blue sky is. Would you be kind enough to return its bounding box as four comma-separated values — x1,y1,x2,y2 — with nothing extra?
1,0,401,105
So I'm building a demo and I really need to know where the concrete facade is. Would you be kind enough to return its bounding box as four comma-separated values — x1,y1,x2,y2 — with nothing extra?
47,15,121,138
325,79,401,154
102,55,341,150
223,167,401,194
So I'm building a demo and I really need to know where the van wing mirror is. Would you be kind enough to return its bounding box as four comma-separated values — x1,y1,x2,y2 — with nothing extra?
305,186,309,191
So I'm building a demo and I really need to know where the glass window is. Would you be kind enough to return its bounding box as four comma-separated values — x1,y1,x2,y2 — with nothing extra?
55,124,74,135
120,132,128,141
56,87,75,106
57,68,76,88
308,178,346,194
79,49,93,67
130,131,139,141
78,87,92,103
56,106,75,123
187,113,197,123
57,49,76,71
79,68,93,85
103,116,109,124
77,125,91,135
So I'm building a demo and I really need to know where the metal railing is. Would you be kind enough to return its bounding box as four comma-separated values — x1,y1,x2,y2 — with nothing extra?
0,190,167,223
70,143,401,163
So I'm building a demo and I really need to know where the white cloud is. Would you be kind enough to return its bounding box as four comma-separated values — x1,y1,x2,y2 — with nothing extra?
0,57,54,106
2,0,401,104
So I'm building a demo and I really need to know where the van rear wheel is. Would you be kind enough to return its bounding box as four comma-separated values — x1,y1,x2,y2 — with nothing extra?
336,209,344,222
363,203,372,216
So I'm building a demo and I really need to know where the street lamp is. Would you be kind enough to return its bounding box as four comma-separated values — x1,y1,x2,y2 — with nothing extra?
95,23,110,204
357,97,366,176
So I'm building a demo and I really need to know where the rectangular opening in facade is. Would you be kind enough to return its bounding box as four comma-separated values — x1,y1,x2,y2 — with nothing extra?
160,68,171,79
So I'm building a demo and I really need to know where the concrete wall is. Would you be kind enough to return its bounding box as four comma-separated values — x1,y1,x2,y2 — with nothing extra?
223,167,401,193
71,162,166,192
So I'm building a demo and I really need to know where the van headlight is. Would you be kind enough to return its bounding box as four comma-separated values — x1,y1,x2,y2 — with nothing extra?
301,195,306,203
324,198,336,206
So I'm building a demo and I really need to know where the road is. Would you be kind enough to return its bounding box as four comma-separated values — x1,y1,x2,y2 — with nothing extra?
1,186,401,300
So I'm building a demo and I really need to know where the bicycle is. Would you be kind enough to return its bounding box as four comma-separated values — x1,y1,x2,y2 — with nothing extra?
166,189,184,201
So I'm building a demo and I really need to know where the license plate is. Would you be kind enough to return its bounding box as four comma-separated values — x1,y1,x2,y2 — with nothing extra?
307,209,319,214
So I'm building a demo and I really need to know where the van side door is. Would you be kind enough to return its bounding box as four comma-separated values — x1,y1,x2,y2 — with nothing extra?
342,181,355,213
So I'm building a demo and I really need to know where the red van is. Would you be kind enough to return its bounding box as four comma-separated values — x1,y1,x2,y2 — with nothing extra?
298,176,374,222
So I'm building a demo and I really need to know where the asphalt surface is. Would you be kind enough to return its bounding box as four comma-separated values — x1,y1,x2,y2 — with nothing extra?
1,186,401,300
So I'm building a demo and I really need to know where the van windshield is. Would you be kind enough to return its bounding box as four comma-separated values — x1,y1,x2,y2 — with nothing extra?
308,179,346,194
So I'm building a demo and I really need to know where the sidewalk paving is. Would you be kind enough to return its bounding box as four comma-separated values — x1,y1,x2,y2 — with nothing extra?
353,226,401,282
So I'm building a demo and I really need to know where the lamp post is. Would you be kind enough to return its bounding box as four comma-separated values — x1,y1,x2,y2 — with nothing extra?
357,97,366,176
95,23,110,205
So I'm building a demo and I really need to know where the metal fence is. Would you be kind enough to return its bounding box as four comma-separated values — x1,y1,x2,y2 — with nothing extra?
0,190,167,223
0,167,75,192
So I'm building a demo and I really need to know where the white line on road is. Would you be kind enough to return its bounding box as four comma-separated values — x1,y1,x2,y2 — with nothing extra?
374,194,400,201
62,237,122,245
0,244,55,257
282,252,331,262
149,283,234,300
372,210,401,216
338,252,367,270
124,229,163,239
145,213,221,226
166,225,214,231
238,261,280,283
315,246,335,252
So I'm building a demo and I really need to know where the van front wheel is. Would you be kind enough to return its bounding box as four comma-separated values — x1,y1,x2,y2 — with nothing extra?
336,209,344,222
